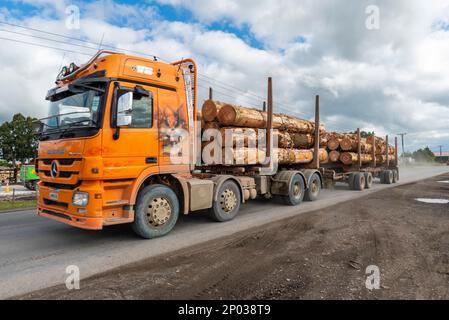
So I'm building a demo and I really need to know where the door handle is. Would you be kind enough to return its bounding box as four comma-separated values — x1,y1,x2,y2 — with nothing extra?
146,157,158,164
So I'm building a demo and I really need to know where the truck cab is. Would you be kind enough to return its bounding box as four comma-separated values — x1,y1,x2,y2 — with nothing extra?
35,51,198,236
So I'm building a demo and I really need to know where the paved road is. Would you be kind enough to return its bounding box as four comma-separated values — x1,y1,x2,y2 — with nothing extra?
1,165,448,299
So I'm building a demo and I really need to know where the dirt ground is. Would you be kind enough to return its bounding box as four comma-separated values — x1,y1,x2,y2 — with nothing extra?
17,174,449,300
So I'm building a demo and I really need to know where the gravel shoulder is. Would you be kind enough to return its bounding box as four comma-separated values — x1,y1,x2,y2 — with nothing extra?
17,173,449,300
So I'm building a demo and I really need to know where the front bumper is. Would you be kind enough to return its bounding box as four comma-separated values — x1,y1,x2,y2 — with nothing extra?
37,183,104,230
38,207,104,230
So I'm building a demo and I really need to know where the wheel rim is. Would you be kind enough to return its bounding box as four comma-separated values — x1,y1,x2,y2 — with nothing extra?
310,180,319,194
220,188,237,213
293,181,303,198
147,197,172,227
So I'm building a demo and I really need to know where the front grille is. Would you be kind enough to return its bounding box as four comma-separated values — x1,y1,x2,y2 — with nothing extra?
41,158,80,165
42,171,78,178
42,182,80,190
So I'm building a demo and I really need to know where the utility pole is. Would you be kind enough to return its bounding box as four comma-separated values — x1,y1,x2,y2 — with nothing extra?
397,133,407,157
438,145,443,163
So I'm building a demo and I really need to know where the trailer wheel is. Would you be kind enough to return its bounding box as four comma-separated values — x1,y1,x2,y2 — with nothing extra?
353,173,366,191
282,174,305,205
364,172,373,189
304,173,321,201
382,170,393,184
132,184,179,239
392,170,399,183
209,180,241,222
348,173,357,189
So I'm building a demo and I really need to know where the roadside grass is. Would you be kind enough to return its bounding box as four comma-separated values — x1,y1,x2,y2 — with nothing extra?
0,199,36,212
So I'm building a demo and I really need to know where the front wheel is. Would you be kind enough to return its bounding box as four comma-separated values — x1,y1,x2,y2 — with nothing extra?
132,184,179,239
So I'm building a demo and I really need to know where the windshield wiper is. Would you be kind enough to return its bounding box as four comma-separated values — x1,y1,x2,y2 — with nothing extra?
58,119,98,138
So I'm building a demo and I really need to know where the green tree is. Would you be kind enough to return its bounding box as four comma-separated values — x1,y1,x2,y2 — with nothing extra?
412,147,435,162
0,113,38,165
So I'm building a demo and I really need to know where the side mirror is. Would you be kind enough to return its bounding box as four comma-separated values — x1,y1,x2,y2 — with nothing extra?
117,91,133,127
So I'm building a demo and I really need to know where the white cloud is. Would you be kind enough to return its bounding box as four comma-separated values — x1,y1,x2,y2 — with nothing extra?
0,0,449,152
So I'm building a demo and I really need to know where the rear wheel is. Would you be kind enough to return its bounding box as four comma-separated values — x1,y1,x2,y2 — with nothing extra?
364,172,373,189
353,173,366,191
209,180,241,222
304,173,321,201
282,174,305,205
383,170,393,184
132,184,179,239
348,173,357,189
392,170,399,183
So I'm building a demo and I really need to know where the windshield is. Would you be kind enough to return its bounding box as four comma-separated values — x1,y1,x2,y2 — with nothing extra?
43,85,104,133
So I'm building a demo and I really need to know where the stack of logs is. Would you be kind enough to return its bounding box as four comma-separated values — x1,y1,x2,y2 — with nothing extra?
326,132,396,165
200,99,396,167
200,100,329,166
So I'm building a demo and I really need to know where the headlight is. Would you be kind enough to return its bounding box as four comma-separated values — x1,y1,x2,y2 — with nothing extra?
72,192,89,207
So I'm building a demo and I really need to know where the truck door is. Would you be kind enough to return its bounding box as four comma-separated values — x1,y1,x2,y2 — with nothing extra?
102,81,159,179
157,87,191,174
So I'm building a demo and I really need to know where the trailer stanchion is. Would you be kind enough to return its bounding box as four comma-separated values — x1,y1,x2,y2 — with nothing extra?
371,134,376,168
386,135,389,168
265,77,273,165
313,95,320,169
395,137,398,167
357,128,362,170
209,87,213,100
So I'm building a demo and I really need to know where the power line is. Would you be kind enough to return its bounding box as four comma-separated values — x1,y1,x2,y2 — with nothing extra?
0,21,299,110
0,28,101,52
0,36,92,56
198,73,296,111
0,20,308,116
0,20,165,62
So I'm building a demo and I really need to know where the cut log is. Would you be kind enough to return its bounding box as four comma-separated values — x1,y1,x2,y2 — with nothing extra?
202,100,228,122
339,152,373,165
329,150,340,162
217,103,318,133
376,154,397,163
220,127,258,148
340,137,373,153
275,131,294,148
290,133,328,148
327,138,340,151
203,121,220,131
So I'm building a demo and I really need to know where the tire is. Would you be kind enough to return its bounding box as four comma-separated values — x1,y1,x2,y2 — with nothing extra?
132,184,179,239
209,180,241,222
352,173,366,191
304,173,321,201
383,170,393,184
364,172,373,189
282,174,305,206
392,170,399,183
348,173,357,190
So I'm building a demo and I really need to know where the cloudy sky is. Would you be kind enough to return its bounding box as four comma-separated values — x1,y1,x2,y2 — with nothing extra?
1,0,449,153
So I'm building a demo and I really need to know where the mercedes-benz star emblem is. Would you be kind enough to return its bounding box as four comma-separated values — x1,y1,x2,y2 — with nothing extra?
50,161,59,179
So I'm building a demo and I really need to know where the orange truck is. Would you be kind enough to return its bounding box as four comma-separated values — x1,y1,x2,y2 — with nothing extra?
34,50,398,239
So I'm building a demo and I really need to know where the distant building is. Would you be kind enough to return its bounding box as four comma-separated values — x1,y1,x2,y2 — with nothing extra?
433,151,449,163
